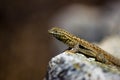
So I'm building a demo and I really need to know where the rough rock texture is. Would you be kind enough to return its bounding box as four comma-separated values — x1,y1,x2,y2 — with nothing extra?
45,52,120,80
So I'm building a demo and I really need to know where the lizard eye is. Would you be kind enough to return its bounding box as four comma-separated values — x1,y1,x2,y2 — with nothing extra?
53,30,58,33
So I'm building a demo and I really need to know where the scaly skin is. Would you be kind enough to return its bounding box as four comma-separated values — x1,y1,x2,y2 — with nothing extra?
48,27,120,67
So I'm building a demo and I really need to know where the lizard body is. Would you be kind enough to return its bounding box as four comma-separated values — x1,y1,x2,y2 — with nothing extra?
48,27,120,67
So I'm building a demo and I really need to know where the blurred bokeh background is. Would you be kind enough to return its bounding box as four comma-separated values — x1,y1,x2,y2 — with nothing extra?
0,0,120,80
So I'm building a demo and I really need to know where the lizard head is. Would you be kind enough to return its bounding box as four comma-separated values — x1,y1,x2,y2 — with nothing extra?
48,27,66,35
48,27,77,47
48,27,70,42
48,27,68,41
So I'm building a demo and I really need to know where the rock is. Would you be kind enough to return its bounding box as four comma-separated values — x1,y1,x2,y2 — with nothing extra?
45,52,120,80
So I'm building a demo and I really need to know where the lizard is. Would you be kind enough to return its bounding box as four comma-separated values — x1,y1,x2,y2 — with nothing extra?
48,27,120,67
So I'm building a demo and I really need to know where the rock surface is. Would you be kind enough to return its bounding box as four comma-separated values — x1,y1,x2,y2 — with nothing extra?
45,51,120,80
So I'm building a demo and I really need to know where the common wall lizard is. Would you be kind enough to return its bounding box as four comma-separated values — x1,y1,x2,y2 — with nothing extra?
48,27,120,67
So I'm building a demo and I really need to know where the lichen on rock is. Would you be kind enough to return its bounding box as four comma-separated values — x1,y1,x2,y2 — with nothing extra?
45,52,120,80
